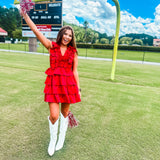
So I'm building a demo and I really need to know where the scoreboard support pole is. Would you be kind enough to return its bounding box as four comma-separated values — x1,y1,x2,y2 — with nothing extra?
29,37,37,52
48,38,56,41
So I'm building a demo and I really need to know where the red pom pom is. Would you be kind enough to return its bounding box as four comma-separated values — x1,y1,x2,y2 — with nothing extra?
68,111,79,128
20,0,35,15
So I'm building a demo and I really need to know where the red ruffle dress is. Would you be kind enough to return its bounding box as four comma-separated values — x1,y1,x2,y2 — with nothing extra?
44,42,81,104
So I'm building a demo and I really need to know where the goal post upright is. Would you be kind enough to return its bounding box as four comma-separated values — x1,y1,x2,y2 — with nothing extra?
111,0,120,80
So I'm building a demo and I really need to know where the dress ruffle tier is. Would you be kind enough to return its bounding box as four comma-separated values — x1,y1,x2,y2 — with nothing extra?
44,42,81,104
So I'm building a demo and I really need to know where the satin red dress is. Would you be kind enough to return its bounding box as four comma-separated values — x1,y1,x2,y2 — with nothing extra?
44,42,81,104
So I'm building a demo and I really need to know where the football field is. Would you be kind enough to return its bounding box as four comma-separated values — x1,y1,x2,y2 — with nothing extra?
0,51,160,159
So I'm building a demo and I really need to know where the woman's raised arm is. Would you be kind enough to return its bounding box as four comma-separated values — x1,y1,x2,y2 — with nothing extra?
22,12,52,50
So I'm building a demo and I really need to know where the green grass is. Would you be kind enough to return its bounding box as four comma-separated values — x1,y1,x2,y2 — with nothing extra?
0,43,48,53
0,51,160,160
1,43,160,63
78,48,160,63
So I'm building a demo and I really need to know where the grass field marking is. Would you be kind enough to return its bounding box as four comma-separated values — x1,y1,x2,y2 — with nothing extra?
0,64,44,73
80,76,160,92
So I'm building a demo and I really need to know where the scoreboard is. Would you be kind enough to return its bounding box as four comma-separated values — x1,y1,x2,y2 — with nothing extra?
21,1,62,38
14,0,61,4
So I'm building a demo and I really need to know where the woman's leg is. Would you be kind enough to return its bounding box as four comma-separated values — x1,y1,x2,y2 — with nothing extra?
61,103,70,117
55,103,70,151
49,102,59,124
48,102,59,156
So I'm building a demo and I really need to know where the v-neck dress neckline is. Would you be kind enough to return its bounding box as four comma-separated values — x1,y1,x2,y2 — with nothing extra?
60,46,68,57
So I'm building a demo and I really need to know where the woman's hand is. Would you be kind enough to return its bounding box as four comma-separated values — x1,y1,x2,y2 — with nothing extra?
20,0,35,16
79,88,81,98
79,91,81,98
20,9,27,18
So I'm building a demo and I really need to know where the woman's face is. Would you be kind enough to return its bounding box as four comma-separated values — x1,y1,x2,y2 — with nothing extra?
61,29,72,46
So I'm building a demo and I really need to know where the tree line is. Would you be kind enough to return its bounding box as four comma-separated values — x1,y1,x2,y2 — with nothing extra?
0,7,21,38
67,21,157,46
0,6,157,46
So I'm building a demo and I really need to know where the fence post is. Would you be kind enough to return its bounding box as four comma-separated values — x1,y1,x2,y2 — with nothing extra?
142,51,145,63
8,43,10,51
85,46,87,58
25,43,26,52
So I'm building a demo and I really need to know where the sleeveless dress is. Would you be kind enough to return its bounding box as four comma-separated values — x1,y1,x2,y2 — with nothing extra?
44,42,81,104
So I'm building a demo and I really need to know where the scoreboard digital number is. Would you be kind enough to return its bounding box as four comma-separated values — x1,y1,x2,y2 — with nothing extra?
22,1,62,38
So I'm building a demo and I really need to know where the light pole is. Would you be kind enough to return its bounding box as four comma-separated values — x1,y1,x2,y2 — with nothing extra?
83,21,89,58
111,0,120,80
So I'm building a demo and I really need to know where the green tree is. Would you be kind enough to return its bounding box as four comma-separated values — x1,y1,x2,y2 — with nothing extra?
85,28,94,43
132,39,143,45
100,38,109,44
12,29,22,40
119,37,132,45
90,32,94,44
83,21,89,31
110,37,115,44
0,7,21,38
95,39,99,43
74,29,85,42
120,33,155,46
94,33,99,44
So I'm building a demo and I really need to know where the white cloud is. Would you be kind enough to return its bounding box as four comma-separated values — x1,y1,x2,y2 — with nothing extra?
63,13,80,26
154,4,160,25
144,4,160,37
62,0,160,38
63,0,115,21
14,4,20,10
120,11,150,35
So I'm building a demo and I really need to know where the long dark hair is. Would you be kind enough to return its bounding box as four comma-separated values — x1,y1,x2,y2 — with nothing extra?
56,25,77,49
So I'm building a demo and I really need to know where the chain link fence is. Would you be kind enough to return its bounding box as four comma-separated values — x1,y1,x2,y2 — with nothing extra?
0,42,160,63
0,42,48,54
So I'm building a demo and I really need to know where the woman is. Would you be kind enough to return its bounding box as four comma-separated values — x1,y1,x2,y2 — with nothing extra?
21,11,81,156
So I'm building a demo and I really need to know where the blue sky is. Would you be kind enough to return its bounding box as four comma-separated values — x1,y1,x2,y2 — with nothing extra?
118,0,159,19
1,0,160,37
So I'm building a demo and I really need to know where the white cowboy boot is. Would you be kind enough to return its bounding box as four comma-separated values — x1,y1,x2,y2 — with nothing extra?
48,116,59,156
55,113,68,151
